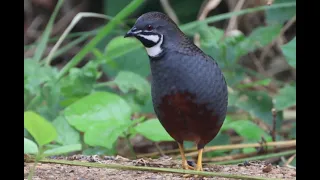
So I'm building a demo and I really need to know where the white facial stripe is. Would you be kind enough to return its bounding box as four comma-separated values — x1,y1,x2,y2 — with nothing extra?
137,34,159,43
145,35,163,57
133,30,142,34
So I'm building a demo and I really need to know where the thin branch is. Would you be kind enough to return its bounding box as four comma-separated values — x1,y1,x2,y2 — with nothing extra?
267,0,274,6
212,150,296,165
160,0,179,24
225,0,245,33
25,157,282,180
194,0,222,47
271,108,277,142
202,146,294,163
181,140,295,158
283,153,296,167
259,15,296,64
154,142,165,157
137,140,296,158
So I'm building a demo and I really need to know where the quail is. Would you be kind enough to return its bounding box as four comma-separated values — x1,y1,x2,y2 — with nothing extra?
124,12,228,173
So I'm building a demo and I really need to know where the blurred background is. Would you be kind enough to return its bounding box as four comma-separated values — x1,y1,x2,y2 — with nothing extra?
24,0,296,168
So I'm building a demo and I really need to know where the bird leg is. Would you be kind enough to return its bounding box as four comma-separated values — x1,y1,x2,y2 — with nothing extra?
196,148,203,171
178,143,194,170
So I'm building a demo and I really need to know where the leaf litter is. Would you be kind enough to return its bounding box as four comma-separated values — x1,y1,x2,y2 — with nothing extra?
24,155,296,180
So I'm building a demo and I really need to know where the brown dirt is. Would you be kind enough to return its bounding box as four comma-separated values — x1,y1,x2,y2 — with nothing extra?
24,155,296,180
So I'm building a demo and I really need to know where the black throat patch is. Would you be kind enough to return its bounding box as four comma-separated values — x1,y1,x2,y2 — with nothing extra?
136,32,161,48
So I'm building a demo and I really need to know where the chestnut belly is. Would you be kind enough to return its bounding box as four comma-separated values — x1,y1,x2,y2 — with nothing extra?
154,91,224,147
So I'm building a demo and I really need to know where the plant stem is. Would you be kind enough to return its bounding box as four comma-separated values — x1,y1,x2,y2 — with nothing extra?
180,2,296,32
33,0,64,62
212,150,296,165
137,140,296,158
124,133,137,159
26,158,282,180
55,0,144,82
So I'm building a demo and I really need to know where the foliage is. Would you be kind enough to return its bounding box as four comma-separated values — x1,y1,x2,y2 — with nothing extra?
24,0,296,166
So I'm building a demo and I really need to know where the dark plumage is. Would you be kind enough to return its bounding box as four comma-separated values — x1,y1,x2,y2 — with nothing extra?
124,12,228,174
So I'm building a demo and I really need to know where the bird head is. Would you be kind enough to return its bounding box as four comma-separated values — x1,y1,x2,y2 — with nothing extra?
124,12,182,58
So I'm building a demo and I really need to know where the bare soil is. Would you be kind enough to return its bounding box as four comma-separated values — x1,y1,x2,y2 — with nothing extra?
24,155,296,180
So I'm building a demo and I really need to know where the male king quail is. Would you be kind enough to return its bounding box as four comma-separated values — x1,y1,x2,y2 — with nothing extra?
124,12,228,173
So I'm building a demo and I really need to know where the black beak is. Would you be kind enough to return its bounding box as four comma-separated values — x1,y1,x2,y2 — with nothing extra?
124,27,137,38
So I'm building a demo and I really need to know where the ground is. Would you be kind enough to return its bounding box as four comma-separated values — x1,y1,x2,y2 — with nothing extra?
24,155,296,180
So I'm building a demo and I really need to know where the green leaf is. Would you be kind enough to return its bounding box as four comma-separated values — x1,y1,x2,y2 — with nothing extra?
24,138,39,154
24,60,58,94
103,36,150,77
266,0,296,24
64,92,132,132
113,71,151,95
24,111,58,146
281,37,296,68
232,91,282,129
134,119,174,142
52,116,81,145
84,121,130,149
60,61,101,98
43,144,82,156
274,84,296,110
237,24,282,57
225,120,272,142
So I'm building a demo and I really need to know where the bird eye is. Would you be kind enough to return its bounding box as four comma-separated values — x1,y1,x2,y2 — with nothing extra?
147,25,153,31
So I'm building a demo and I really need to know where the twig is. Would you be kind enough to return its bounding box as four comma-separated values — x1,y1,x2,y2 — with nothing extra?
194,0,222,47
225,0,245,33
202,146,295,162
25,157,282,180
259,15,296,64
45,12,113,66
212,150,296,165
51,1,86,37
159,0,179,24
182,140,295,158
267,0,274,6
124,134,137,159
283,153,296,167
137,140,296,158
271,108,277,142
154,142,165,157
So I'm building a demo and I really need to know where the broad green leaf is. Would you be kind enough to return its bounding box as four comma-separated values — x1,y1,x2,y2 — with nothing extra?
274,84,296,110
281,37,296,68
60,61,101,98
24,138,39,154
266,0,296,24
207,132,230,146
237,24,282,57
52,116,80,145
64,92,132,132
24,60,58,94
84,121,130,149
113,71,151,95
134,119,174,142
43,144,82,156
24,111,57,146
103,36,150,77
225,120,272,142
232,91,283,130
